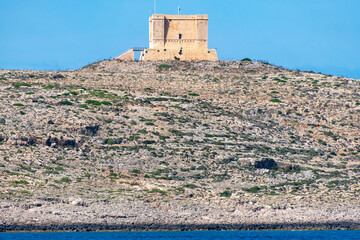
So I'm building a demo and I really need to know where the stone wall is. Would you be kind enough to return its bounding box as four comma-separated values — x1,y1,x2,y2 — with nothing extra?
115,49,134,61
141,14,218,61
141,48,217,61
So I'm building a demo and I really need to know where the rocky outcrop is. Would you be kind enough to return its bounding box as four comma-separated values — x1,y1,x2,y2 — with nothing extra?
0,60,359,231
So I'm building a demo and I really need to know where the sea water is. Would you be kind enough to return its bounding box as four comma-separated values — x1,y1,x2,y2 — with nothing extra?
0,230,359,240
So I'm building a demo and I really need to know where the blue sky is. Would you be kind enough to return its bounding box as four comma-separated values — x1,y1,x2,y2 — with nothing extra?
0,0,359,79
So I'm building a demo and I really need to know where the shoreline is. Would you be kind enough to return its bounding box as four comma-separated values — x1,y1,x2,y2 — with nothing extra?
1,222,360,232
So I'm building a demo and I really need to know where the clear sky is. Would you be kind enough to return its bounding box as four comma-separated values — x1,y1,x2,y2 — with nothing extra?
0,0,359,79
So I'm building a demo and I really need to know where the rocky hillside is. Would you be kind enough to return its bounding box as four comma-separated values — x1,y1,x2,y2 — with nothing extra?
0,60,360,231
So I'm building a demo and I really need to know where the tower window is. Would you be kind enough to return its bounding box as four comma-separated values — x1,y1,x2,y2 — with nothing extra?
179,34,182,39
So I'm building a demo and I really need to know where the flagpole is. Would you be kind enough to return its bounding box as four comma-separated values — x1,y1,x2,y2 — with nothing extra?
154,0,156,14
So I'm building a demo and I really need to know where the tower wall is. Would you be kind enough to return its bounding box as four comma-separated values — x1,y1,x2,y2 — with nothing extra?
141,14,218,61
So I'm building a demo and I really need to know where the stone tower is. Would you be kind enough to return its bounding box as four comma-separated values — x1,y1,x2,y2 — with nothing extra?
139,14,218,61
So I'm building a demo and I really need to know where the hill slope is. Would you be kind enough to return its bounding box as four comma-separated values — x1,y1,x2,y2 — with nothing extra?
0,60,360,231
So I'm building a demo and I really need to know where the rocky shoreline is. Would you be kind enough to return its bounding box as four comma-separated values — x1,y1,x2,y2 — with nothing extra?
2,222,360,232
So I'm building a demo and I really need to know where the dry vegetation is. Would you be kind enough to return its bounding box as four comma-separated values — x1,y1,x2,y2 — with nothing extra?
0,60,359,230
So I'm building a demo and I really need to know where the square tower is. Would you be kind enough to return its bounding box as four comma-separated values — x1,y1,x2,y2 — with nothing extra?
140,14,218,61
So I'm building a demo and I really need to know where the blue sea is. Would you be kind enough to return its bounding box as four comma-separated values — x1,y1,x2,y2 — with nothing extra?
0,231,359,240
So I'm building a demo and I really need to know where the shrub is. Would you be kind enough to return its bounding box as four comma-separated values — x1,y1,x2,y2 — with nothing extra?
283,164,301,173
104,119,112,123
168,129,185,136
86,100,101,106
52,74,65,79
159,135,170,141
101,101,112,106
60,177,72,183
104,138,122,145
158,64,171,69
138,129,148,134
13,103,25,107
323,131,338,140
149,188,166,194
58,100,73,105
270,98,282,103
241,58,252,62
188,93,199,96
85,125,100,135
128,135,140,141
220,190,232,197
242,186,261,193
254,158,278,170
151,169,167,176
184,184,198,189
273,78,286,83
13,180,29,185
317,139,327,146
13,82,31,88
